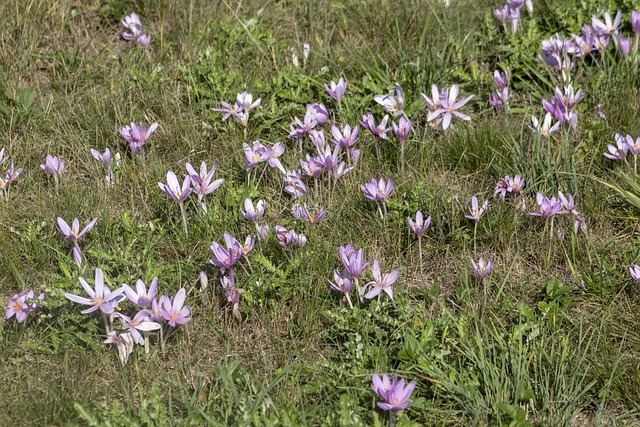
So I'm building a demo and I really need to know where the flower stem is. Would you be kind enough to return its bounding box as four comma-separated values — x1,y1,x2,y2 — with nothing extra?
345,293,353,309
473,221,478,254
418,237,423,272
179,202,188,236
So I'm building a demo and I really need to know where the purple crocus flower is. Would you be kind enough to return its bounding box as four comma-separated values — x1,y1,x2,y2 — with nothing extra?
630,265,640,284
160,288,191,327
158,171,191,202
329,269,353,308
124,277,158,308
186,162,224,207
267,142,286,173
299,203,327,228
6,290,43,324
427,84,474,130
392,117,412,144
300,154,324,178
632,11,640,35
220,275,241,316
529,193,563,217
507,174,525,195
243,141,272,170
407,210,431,239
529,113,560,139
371,373,416,411
104,331,134,366
604,133,630,160
360,259,399,305
325,78,347,102
119,122,158,155
591,11,622,37
64,268,124,315
121,12,150,47
470,258,493,279
211,100,244,122
360,177,394,202
90,148,115,184
118,310,161,345
1,161,23,201
57,217,98,243
241,198,266,223
374,83,404,116
493,70,508,90
210,232,243,272
619,37,631,56
360,113,391,139
465,196,488,222
289,112,318,139
558,191,579,215
306,103,329,126
41,155,64,179
331,124,360,148
257,224,270,240
340,246,371,280
0,147,6,167
283,170,308,198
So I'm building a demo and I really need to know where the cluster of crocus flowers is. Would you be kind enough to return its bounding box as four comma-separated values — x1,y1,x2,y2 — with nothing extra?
604,132,640,162
371,373,416,412
243,141,285,174
542,85,584,129
493,174,524,201
119,122,158,157
56,216,98,266
288,104,329,139
423,84,474,131
211,92,262,129
529,192,563,218
0,148,23,202
493,0,533,33
274,225,307,249
528,191,586,234
489,70,510,111
210,232,246,273
121,12,150,47
41,154,64,186
5,289,44,324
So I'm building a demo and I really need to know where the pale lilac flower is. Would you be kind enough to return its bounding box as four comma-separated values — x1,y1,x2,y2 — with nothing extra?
329,269,352,294
471,258,493,279
1,161,23,200
627,136,640,157
289,113,318,139
310,130,327,151
507,174,524,194
619,37,631,57
236,92,262,112
158,171,191,202
121,12,150,47
220,275,241,316
104,331,134,366
257,224,269,240
267,142,286,173
211,100,243,122
407,211,431,239
333,161,354,179
331,124,360,148
210,232,243,272
123,277,158,308
241,235,255,257
300,154,324,178
186,162,224,205
360,178,394,202
630,265,640,284
529,113,560,138
529,193,562,217
119,122,158,155
371,374,416,411
91,148,115,183
241,198,266,223
340,246,370,280
0,147,6,167
392,117,412,144
427,84,474,130
325,78,347,102
360,113,391,139
64,268,124,315
298,203,327,228
6,290,43,324
604,133,630,160
374,83,404,116
360,259,399,304
493,5,510,24
283,170,308,198
465,196,488,222
558,191,579,215
303,43,310,60
591,11,622,37
632,11,640,35
307,103,329,125
118,310,161,345
316,144,340,171
149,297,165,324
243,141,272,170
493,70,508,90
494,177,510,200
57,217,98,243
160,288,191,327
41,155,64,179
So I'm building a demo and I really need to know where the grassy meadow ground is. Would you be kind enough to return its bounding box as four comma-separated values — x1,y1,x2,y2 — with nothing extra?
2,0,640,425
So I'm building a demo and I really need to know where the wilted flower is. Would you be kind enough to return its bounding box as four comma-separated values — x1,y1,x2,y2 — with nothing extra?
360,177,394,202
465,196,488,222
0,161,23,201
257,224,270,240
220,275,241,317
470,258,493,279
64,268,124,315
374,83,404,116
529,193,563,217
104,331,135,366
325,78,347,102
160,288,191,327
371,373,416,411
